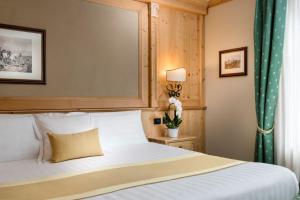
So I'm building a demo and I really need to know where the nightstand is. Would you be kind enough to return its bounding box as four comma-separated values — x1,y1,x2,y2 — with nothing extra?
148,135,196,151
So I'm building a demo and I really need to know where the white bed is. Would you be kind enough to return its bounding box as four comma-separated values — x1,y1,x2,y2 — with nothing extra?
0,111,298,200
0,143,298,200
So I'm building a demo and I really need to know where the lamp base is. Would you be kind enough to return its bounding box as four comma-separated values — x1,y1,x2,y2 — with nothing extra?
166,82,182,97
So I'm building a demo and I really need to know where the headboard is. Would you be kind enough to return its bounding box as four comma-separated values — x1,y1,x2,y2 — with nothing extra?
0,0,148,112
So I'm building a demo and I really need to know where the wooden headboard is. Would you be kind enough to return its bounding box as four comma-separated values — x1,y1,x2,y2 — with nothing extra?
0,0,148,112
0,0,206,153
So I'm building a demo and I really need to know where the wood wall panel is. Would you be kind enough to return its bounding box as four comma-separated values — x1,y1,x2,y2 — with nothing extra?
142,110,205,152
154,6,204,109
0,0,149,111
0,0,207,152
148,3,206,152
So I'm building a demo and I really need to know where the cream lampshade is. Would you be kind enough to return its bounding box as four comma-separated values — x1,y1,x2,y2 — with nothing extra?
166,68,186,82
165,67,186,97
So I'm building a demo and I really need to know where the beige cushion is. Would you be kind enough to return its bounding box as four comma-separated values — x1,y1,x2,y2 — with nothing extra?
48,128,103,163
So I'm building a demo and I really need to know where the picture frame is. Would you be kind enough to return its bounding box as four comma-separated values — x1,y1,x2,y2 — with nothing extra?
0,23,46,84
219,47,247,77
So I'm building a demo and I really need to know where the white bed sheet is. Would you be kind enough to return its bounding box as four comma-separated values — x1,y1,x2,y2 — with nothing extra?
0,143,298,200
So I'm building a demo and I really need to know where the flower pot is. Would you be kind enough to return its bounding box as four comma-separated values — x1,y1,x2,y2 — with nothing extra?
168,128,179,138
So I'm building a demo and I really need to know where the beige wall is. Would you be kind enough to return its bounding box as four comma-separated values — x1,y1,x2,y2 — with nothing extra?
0,0,139,97
205,0,256,161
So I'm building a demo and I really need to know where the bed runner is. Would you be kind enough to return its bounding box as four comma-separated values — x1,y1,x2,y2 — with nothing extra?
0,153,245,200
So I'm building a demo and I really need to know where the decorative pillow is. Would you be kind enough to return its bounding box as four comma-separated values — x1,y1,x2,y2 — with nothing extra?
48,128,103,163
91,110,148,150
34,113,93,162
0,114,39,162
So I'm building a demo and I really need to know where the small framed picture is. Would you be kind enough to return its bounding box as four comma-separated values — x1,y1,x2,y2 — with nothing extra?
0,23,46,84
219,47,247,77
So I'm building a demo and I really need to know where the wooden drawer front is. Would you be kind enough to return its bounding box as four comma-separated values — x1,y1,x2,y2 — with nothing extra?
169,141,193,150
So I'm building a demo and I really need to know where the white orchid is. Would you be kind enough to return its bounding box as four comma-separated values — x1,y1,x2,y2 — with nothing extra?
168,97,183,118
163,97,183,129
168,97,177,104
176,107,183,118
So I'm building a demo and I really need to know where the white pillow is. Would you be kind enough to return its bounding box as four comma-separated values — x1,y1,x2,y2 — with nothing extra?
34,112,86,117
0,114,39,162
34,113,93,162
91,110,148,150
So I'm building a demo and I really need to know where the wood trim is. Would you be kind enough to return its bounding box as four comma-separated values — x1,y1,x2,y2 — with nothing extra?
208,0,233,8
88,0,147,11
199,16,206,152
138,0,207,15
138,2,150,107
0,0,149,112
149,3,159,108
0,104,207,114
148,135,196,144
0,97,146,112
92,0,208,15
199,15,206,107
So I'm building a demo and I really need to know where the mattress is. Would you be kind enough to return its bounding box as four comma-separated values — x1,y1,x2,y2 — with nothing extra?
0,142,298,200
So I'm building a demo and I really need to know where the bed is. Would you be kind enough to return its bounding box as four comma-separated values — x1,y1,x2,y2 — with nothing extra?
0,111,298,200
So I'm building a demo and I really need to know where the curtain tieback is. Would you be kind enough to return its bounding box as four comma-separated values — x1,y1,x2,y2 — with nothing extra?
257,126,274,135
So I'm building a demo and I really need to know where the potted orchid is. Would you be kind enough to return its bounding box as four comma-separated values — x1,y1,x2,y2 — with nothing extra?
163,97,183,138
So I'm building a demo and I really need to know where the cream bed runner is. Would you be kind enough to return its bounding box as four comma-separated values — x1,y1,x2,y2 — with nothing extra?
0,153,245,200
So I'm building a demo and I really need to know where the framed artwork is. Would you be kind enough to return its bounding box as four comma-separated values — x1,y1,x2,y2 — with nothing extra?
219,47,247,77
0,23,46,84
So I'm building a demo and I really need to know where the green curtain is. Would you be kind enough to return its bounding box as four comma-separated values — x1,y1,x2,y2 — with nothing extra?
254,0,287,163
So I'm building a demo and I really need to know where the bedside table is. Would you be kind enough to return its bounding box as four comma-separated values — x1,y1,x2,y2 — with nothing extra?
148,135,196,151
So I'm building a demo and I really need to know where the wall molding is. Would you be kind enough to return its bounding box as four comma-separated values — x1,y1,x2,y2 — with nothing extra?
0,0,149,112
0,106,207,114
138,0,208,15
208,0,233,8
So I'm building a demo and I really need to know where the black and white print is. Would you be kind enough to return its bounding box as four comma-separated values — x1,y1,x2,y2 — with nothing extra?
0,35,32,73
0,24,45,84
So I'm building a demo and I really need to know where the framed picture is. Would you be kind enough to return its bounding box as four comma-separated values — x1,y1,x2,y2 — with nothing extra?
0,23,46,84
219,47,247,77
